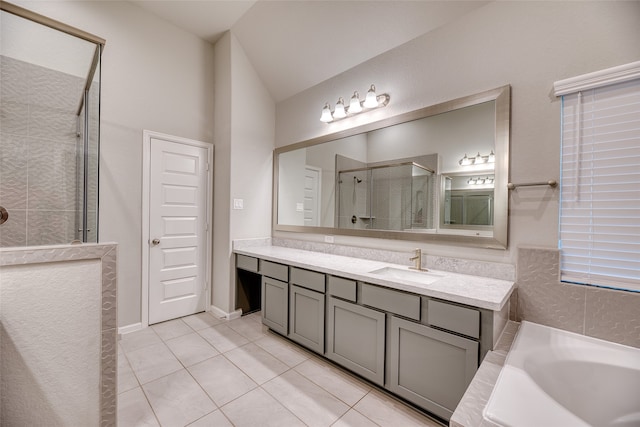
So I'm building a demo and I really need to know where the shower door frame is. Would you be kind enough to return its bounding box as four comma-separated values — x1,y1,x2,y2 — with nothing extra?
1,1,105,244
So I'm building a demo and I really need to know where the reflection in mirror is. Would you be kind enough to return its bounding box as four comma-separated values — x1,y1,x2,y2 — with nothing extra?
337,162,435,231
274,85,510,248
442,173,494,231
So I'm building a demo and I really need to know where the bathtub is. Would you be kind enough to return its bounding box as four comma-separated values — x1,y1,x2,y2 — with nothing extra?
483,321,640,427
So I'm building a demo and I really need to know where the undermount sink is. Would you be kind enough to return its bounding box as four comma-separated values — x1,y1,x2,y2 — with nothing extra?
368,267,444,285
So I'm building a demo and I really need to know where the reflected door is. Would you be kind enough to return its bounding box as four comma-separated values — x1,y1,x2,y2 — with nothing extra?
148,136,209,324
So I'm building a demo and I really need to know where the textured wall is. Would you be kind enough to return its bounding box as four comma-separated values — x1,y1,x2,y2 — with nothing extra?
1,260,101,425
0,55,83,247
0,243,118,425
513,247,640,348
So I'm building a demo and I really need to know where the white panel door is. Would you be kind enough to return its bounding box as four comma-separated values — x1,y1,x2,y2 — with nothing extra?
304,166,321,226
149,137,209,324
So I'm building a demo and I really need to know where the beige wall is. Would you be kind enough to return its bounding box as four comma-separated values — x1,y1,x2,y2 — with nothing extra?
14,1,216,327
213,32,275,314
274,1,640,264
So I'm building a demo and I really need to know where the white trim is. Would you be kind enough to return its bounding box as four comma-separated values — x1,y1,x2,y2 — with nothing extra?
142,130,214,328
118,322,143,335
554,60,640,96
210,305,242,320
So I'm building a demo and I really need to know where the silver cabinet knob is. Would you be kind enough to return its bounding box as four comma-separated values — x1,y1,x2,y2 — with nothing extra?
152,238,161,245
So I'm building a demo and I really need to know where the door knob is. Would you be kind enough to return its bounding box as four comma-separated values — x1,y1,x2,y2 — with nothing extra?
151,238,161,245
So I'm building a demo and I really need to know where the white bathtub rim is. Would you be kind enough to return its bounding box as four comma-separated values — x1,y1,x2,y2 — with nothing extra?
482,321,640,427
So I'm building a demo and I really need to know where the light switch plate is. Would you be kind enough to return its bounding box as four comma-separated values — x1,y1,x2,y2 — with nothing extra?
296,203,304,212
324,236,334,243
233,198,244,210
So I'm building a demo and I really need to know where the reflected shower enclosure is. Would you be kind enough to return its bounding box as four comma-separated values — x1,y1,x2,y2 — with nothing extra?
0,4,103,247
337,163,434,231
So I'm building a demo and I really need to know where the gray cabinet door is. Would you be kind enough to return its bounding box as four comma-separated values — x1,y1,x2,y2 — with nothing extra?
326,296,385,386
288,284,325,354
388,316,478,421
261,277,288,335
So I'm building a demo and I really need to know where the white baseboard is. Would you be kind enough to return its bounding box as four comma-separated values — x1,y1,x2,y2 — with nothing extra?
210,305,242,320
118,322,143,336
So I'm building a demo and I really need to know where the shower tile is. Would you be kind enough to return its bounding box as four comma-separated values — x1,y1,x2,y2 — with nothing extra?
0,101,29,135
0,209,26,247
585,287,640,348
26,210,76,246
0,56,29,104
28,64,83,112
27,137,77,211
28,105,77,141
0,133,28,209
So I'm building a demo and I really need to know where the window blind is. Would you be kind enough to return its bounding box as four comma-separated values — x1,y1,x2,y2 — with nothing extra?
559,78,640,291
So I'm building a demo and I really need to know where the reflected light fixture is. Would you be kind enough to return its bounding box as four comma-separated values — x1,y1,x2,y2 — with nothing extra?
319,84,390,123
459,151,495,166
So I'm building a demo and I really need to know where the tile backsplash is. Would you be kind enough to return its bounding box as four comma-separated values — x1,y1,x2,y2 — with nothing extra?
514,246,640,348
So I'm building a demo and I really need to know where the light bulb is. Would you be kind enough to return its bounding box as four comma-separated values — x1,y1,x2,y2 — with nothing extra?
320,103,333,123
333,97,346,119
349,91,362,113
488,150,495,163
363,84,378,108
459,154,472,166
475,152,484,164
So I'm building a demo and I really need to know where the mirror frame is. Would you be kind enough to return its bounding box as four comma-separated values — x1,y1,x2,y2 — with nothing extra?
272,85,510,249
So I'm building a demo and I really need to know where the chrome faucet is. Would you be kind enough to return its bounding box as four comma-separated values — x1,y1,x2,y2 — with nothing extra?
409,248,427,271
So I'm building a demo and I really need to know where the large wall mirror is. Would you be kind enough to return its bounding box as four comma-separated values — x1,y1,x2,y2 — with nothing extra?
273,85,510,248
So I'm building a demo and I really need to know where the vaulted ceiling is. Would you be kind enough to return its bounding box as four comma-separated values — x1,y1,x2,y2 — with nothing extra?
131,1,488,102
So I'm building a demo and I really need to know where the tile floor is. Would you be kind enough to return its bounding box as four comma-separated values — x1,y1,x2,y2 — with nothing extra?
118,311,444,427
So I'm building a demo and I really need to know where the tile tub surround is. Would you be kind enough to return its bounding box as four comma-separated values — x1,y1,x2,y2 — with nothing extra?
514,246,640,348
0,243,117,426
234,241,514,311
450,321,519,427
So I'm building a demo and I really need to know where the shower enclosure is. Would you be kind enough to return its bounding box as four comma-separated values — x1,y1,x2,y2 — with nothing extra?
0,2,103,247
337,162,434,231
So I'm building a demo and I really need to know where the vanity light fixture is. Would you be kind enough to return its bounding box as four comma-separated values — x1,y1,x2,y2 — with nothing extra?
363,84,379,108
333,97,347,119
320,103,333,123
349,91,363,113
459,150,495,166
319,84,390,123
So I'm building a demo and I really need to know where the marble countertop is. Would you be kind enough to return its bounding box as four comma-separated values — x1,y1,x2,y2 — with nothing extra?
234,244,514,311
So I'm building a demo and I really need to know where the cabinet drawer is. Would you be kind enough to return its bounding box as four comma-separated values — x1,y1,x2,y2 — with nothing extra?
361,283,420,321
327,276,356,302
259,259,289,282
290,267,325,293
427,300,480,339
236,254,258,272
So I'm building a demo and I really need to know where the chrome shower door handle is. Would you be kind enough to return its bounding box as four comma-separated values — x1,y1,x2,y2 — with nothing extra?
0,206,8,225
151,238,161,246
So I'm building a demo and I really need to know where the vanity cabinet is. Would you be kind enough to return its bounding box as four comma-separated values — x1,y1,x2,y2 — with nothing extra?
326,295,386,386
260,259,289,335
388,316,478,421
288,267,325,353
239,251,504,423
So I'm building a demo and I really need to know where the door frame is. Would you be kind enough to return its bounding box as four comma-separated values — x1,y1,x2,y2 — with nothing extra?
141,130,213,328
304,165,322,227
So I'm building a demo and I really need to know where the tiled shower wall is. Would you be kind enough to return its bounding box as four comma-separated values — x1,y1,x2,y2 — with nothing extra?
0,55,83,247
513,246,640,348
